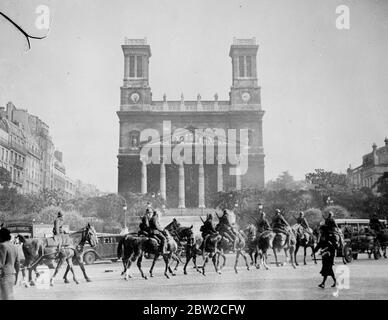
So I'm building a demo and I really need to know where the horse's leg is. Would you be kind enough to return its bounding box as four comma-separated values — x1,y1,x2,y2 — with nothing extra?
289,246,296,269
149,254,158,278
241,250,250,271
174,256,179,271
273,248,279,267
163,255,170,279
294,243,299,266
283,248,289,265
234,250,240,274
137,254,148,280
183,253,192,275
201,255,209,276
124,258,132,280
303,246,307,265
63,264,70,283
67,256,79,285
212,254,219,273
74,253,91,282
50,257,64,286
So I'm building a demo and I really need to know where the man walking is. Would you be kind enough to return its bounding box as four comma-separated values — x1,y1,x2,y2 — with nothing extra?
0,227,20,300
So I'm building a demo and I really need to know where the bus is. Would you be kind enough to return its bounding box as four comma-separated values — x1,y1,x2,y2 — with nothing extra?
335,218,387,236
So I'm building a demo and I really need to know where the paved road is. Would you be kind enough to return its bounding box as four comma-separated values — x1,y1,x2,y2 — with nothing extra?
14,253,388,300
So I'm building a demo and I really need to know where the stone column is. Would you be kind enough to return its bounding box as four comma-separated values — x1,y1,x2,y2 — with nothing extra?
160,161,166,201
141,160,147,194
198,163,205,208
235,166,241,190
217,163,223,192
178,163,185,208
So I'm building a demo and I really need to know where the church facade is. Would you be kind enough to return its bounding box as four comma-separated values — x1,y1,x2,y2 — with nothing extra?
117,38,265,209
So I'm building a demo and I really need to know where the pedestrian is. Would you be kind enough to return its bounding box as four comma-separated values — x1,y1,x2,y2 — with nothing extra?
318,241,336,289
0,227,20,300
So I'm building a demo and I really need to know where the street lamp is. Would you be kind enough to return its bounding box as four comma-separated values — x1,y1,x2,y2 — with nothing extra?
123,203,128,229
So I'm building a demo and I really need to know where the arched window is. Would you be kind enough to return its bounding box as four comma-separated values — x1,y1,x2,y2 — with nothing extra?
129,130,140,148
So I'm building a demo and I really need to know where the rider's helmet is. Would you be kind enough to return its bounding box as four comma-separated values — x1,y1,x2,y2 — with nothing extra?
299,211,304,217
207,213,213,220
223,209,228,216
275,209,281,215
57,211,63,218
328,211,334,218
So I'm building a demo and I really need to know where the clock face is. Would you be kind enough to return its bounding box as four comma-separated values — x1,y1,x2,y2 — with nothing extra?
130,92,140,103
241,92,251,103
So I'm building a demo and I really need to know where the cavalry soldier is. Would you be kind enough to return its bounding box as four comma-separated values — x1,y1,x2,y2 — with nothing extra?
369,213,384,235
271,209,291,244
296,211,310,230
200,213,218,239
53,211,65,254
217,210,238,246
149,210,168,254
53,211,64,236
295,211,313,238
323,211,343,248
256,211,271,234
138,208,152,237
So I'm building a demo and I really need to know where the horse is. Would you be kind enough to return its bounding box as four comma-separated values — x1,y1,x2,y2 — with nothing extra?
242,223,260,268
166,225,195,271
16,223,98,286
292,224,317,266
195,233,224,276
117,229,179,280
314,224,348,264
215,227,250,274
271,226,297,268
375,229,388,258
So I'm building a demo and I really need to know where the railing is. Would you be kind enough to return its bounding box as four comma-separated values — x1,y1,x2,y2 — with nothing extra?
233,37,256,45
124,37,147,45
120,102,261,112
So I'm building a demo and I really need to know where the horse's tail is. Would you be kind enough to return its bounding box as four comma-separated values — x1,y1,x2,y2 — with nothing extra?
117,237,125,259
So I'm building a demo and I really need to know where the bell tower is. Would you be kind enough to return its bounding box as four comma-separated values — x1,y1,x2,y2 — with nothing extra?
121,38,152,108
229,37,260,108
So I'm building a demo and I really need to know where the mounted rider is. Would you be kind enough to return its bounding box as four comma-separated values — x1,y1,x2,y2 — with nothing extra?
295,211,313,239
149,210,168,254
216,209,239,250
271,209,291,245
200,213,218,249
256,211,271,234
323,211,343,248
369,213,384,235
138,208,152,237
53,211,66,254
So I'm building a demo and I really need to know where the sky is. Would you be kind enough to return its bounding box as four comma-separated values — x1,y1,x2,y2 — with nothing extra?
0,0,387,192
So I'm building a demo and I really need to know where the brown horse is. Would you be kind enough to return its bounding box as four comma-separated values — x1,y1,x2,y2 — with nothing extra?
292,224,317,265
272,227,297,268
17,224,98,286
117,230,179,279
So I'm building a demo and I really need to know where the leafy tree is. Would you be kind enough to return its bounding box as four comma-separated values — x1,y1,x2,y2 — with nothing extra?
0,167,11,189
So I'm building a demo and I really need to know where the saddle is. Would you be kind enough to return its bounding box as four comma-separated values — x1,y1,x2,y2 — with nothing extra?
45,234,72,248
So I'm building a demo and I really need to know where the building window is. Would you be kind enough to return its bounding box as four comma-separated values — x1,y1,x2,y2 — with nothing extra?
129,130,140,148
129,56,135,77
136,56,143,77
239,56,245,77
246,56,252,77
